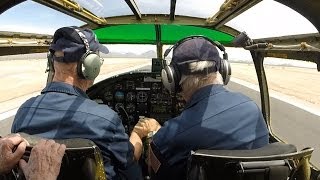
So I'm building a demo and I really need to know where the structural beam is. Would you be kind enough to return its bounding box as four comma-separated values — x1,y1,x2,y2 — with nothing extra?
0,31,52,56
207,0,262,28
0,46,49,56
254,33,320,47
0,31,52,45
170,0,177,21
0,0,26,14
124,0,142,20
252,33,320,71
32,0,106,27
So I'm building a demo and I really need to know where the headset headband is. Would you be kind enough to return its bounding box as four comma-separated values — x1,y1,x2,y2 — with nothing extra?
164,35,228,60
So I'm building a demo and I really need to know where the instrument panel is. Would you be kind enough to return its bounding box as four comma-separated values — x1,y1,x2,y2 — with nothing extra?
87,72,185,131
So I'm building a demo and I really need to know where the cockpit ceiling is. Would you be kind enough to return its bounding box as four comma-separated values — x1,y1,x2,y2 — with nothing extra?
93,24,234,45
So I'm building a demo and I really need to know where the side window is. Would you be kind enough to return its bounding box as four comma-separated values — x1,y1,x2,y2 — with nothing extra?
226,0,319,167
0,0,84,34
264,57,320,167
227,47,261,109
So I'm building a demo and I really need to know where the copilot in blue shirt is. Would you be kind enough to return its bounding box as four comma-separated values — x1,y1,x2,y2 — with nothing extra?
150,84,269,180
12,82,142,180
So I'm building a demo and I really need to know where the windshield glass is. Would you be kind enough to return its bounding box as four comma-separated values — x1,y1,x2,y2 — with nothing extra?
264,57,320,166
226,0,317,38
0,0,84,34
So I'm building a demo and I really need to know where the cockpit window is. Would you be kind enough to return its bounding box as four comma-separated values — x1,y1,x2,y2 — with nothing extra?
0,0,84,35
72,0,226,18
226,0,318,38
264,57,320,168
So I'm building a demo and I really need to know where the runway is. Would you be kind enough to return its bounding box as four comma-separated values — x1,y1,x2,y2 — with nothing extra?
0,65,319,167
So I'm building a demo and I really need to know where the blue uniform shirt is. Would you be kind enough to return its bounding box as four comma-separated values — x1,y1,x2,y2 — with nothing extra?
12,82,142,180
150,84,269,179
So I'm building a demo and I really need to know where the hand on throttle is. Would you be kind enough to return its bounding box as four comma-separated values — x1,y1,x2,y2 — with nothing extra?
132,118,161,139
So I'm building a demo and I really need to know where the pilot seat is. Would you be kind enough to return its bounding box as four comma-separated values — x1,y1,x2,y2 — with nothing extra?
187,142,313,180
11,133,106,180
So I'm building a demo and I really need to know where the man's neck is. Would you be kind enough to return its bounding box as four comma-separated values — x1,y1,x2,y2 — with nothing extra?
53,76,88,92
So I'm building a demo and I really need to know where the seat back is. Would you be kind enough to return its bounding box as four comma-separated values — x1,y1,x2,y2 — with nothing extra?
187,142,313,180
17,133,106,180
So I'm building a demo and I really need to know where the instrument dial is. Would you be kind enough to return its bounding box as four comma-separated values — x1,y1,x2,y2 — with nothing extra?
126,103,136,114
126,92,136,102
103,91,113,101
114,83,123,90
137,91,148,102
126,81,135,90
114,91,125,102
152,83,160,91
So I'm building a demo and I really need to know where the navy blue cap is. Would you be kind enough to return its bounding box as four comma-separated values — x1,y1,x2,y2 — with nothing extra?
172,37,221,75
49,26,109,62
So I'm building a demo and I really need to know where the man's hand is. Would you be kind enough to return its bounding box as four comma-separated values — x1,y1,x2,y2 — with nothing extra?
132,118,161,139
19,139,66,180
0,134,27,174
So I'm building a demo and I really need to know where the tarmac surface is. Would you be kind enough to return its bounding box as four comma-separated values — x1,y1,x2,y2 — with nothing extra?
0,60,319,167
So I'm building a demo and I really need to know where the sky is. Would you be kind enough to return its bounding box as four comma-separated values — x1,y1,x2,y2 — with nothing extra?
0,0,318,54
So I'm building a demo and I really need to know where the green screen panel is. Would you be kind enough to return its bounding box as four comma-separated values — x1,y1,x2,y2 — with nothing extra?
94,24,156,44
161,25,234,44
94,24,234,45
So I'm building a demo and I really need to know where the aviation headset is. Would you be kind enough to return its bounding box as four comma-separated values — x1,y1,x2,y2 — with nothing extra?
47,27,104,80
161,35,231,93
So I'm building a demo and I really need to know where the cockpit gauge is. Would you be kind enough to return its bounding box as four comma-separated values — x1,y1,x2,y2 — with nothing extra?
114,91,125,102
114,83,123,90
126,103,136,114
126,81,135,90
103,91,113,101
137,91,148,103
126,92,136,102
151,83,160,91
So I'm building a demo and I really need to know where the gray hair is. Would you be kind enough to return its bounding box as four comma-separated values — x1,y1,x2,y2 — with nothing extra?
187,61,216,74
180,61,223,96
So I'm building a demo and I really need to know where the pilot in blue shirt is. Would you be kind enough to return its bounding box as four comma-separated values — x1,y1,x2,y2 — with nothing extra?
11,27,142,180
131,36,269,180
